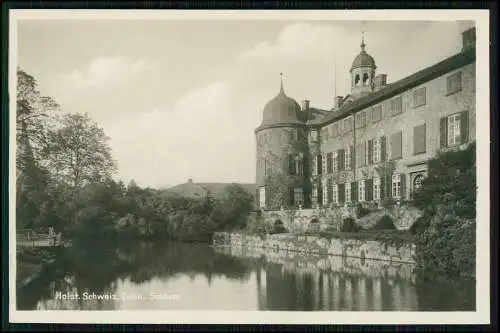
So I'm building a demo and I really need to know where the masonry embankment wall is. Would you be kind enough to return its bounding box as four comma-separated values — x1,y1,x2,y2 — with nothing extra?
213,232,416,264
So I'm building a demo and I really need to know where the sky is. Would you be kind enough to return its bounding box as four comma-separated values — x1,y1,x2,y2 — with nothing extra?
15,14,475,189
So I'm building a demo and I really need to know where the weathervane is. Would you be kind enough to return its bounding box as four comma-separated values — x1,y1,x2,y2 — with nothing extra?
361,20,366,51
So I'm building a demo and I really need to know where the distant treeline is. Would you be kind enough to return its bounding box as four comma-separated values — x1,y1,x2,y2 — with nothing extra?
16,68,254,243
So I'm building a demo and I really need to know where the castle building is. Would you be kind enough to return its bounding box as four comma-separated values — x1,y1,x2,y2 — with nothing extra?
255,27,476,210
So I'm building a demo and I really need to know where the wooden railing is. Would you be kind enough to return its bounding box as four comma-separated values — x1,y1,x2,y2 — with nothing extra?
16,228,62,248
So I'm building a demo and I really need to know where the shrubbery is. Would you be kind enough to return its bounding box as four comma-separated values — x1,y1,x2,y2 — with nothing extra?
372,215,396,230
411,142,476,281
340,217,359,233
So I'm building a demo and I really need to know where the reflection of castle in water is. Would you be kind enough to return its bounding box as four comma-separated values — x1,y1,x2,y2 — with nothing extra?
217,246,419,311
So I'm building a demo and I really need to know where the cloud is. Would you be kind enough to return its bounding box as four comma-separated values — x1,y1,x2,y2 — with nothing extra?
59,56,150,92
103,81,262,188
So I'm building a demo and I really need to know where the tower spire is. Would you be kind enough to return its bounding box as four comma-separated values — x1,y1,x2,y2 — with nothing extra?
361,20,366,52
280,72,284,92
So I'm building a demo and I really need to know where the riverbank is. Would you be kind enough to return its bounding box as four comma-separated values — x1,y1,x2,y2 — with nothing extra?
16,248,57,289
213,231,416,264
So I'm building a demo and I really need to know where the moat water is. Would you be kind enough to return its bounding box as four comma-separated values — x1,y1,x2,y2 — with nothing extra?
17,240,475,311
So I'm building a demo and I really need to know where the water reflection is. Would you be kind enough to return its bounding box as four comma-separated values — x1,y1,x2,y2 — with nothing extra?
17,240,475,311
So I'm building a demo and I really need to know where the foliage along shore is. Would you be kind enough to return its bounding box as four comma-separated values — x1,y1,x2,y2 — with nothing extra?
16,68,476,283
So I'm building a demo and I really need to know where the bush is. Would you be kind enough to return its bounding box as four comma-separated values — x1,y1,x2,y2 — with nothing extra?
340,217,359,233
411,143,476,281
372,215,396,230
356,203,371,218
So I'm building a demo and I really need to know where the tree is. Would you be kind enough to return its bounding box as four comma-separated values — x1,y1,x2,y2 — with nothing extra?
16,68,60,230
211,184,254,230
43,113,116,187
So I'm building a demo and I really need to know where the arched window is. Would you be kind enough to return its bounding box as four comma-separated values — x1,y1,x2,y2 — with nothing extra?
363,73,369,85
355,74,360,85
414,174,425,191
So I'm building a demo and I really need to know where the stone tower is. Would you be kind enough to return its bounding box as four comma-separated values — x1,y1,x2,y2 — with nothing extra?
255,75,309,210
350,32,377,99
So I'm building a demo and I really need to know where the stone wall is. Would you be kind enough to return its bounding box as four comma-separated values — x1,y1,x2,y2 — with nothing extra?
213,232,416,264
256,203,422,233
213,244,415,283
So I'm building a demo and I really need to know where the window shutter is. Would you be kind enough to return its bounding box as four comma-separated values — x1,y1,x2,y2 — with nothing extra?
366,179,373,201
440,117,448,148
350,145,355,169
338,184,345,203
289,188,295,206
367,140,373,165
303,155,309,176
338,149,345,171
256,188,260,207
380,136,387,162
390,132,402,160
400,174,407,200
351,182,358,202
460,111,469,144
317,154,322,175
288,155,294,175
327,152,333,173
380,178,385,199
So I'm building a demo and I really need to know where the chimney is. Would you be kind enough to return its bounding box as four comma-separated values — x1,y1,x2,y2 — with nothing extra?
335,96,343,109
373,74,387,91
301,100,310,111
462,27,476,52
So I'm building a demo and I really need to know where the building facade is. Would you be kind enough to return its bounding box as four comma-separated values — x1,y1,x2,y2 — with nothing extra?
255,27,476,210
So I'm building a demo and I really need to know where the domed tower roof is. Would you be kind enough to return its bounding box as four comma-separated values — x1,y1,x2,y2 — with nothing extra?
350,34,376,71
259,74,303,127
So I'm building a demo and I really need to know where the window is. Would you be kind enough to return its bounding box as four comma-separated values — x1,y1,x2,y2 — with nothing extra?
332,184,338,204
296,156,304,175
414,174,424,192
448,113,461,146
331,123,339,137
356,111,367,128
333,151,338,172
294,188,304,206
371,105,382,123
373,138,381,163
413,87,426,107
390,96,403,116
413,123,427,155
355,74,360,85
322,183,328,206
310,130,318,141
321,128,328,142
392,174,401,199
344,147,351,170
345,183,351,203
322,154,327,174
373,178,381,201
440,111,468,148
391,131,403,160
327,179,333,203
356,141,367,167
312,185,318,206
359,180,365,202
288,154,296,175
363,73,369,85
327,153,333,173
259,187,266,208
446,71,462,95
344,117,353,132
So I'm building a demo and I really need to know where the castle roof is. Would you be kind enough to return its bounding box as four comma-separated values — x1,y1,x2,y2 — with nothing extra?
350,38,376,71
258,81,303,130
320,47,475,127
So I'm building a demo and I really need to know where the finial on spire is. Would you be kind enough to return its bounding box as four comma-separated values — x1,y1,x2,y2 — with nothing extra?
361,20,366,52
279,72,284,92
